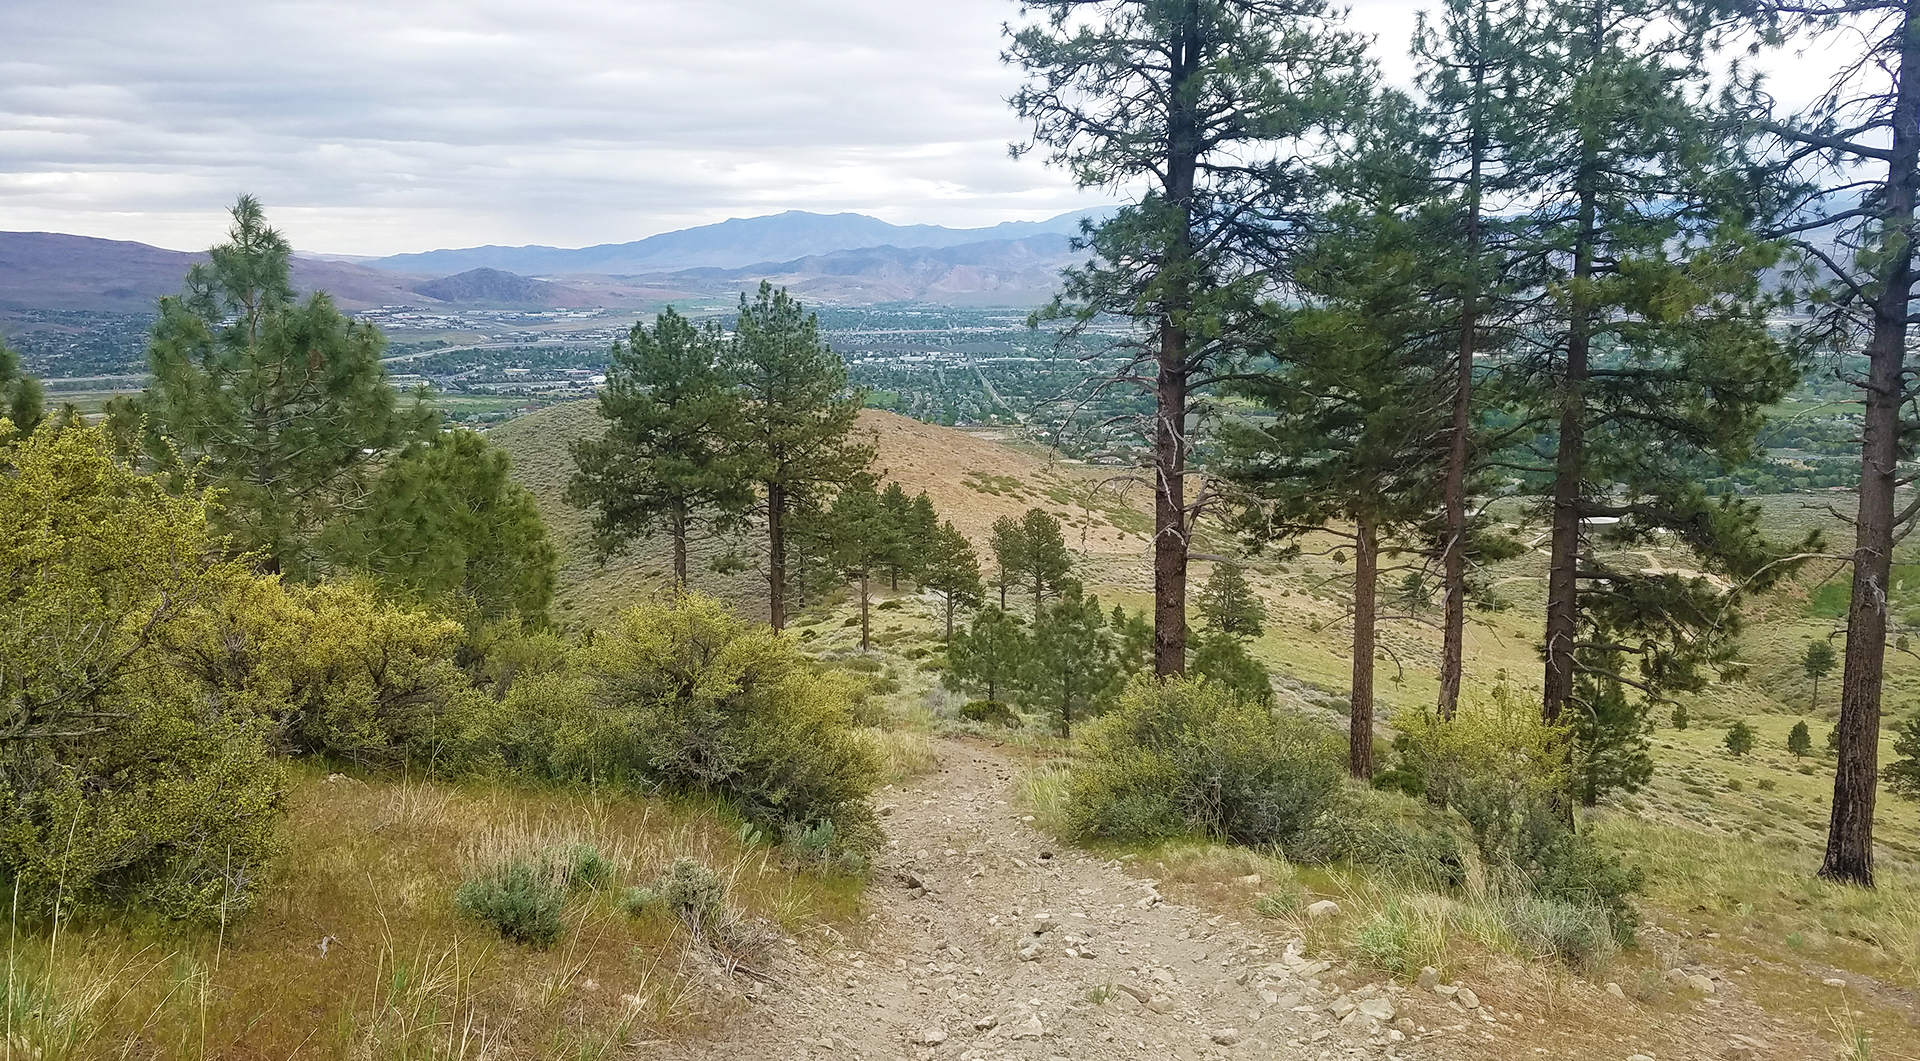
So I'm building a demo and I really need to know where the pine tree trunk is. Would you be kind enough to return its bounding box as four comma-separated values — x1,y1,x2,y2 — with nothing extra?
1824,9,1920,886
1350,516,1378,780
945,596,956,642
1439,46,1489,722
767,482,786,632
860,570,870,651
670,499,689,589
1152,5,1200,679
1544,36,1602,724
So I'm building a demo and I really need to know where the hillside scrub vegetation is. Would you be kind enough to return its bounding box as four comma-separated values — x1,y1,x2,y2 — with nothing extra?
0,419,881,932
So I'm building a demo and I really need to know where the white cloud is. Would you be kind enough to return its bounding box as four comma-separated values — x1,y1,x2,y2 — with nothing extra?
0,0,1838,256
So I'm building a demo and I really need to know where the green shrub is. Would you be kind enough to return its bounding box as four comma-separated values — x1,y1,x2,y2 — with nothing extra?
960,699,1022,728
1190,632,1275,708
1066,678,1344,850
444,595,882,858
454,859,567,947
0,424,288,923
1724,721,1756,757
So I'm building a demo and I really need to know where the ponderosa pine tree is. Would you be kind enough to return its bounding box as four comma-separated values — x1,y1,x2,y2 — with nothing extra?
828,474,892,651
1803,638,1837,712
1751,0,1920,886
567,308,751,588
924,521,985,641
1222,192,1453,780
1021,507,1076,615
1017,587,1124,737
0,340,44,434
1411,0,1542,718
142,196,433,576
948,605,1029,705
1006,0,1371,676
326,429,556,622
1196,562,1266,641
990,514,1030,609
1504,0,1807,805
728,282,875,631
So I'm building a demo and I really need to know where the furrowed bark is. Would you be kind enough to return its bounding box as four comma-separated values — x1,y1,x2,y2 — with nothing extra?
1351,514,1379,779
1822,0,1920,887
670,499,689,589
1544,9,1602,724
1439,29,1489,722
767,481,786,632
1152,3,1200,679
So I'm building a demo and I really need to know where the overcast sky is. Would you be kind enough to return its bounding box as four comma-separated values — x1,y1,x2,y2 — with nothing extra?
2,1,1838,257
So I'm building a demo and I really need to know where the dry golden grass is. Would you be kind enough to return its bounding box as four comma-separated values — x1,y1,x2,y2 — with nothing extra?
1,765,864,1060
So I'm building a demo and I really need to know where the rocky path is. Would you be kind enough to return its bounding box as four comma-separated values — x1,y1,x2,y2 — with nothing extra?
654,738,1448,1061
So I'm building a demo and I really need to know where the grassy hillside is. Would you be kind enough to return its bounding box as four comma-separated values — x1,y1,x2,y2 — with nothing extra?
491,401,1920,1053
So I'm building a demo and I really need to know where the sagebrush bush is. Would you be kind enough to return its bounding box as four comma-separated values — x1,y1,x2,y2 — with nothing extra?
453,858,567,947
1066,678,1345,850
654,857,732,939
453,843,613,947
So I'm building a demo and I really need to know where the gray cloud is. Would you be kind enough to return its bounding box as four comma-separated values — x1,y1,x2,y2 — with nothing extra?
1,1,1828,256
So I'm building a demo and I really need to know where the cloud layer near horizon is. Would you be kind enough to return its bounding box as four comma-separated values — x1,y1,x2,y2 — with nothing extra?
5,0,1145,254
4,1,1835,257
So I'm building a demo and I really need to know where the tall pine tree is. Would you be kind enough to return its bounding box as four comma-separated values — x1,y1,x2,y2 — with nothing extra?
1751,0,1920,887
567,308,751,587
141,196,433,576
1504,0,1808,803
728,283,875,631
1006,0,1371,676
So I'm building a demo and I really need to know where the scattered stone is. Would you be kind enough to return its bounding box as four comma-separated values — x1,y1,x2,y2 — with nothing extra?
1031,913,1059,935
1662,968,1690,985
1627,1055,1656,1061
1147,998,1175,1014
1018,941,1043,962
1431,984,1457,999
1307,899,1341,919
1606,982,1627,1001
1454,986,1479,1009
1823,978,1847,988
1328,996,1357,1019
1118,983,1152,1003
974,1014,998,1030
1686,974,1715,995
878,805,894,816
913,1026,947,1046
895,871,923,889
1357,998,1396,1022
1237,874,1262,886
1210,1028,1242,1046
1010,1015,1045,1040
1416,967,1440,991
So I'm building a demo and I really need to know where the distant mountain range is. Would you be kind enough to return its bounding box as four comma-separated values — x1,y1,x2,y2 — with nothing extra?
359,209,1101,276
0,209,1104,316
0,232,433,313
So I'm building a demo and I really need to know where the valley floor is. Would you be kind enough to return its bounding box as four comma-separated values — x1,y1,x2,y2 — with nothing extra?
650,737,1876,1061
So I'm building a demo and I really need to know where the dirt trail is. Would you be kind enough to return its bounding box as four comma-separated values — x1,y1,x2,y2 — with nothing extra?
648,738,1444,1061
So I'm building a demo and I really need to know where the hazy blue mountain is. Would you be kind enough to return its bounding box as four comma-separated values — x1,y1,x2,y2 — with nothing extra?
364,209,1106,276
